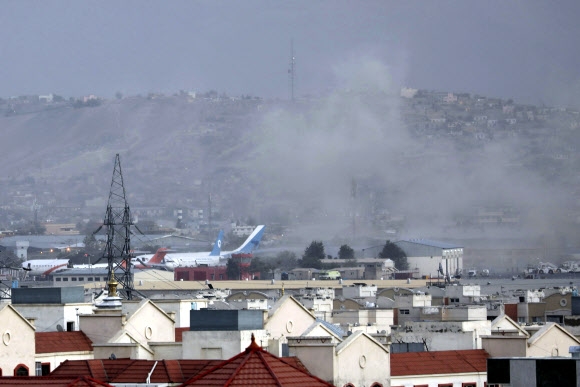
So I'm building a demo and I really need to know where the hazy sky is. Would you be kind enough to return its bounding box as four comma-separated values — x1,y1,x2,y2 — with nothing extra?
2,1,580,105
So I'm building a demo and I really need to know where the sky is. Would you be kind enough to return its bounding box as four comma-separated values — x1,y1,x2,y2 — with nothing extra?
1,1,580,106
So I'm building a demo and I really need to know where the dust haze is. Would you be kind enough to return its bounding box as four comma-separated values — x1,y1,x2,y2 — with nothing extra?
248,58,574,254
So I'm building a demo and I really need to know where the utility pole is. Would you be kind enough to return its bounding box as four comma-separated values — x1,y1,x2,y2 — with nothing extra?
101,154,135,299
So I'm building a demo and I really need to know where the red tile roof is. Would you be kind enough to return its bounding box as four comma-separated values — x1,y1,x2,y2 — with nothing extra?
0,376,112,386
177,334,335,386
391,349,489,377
52,357,313,385
36,331,93,354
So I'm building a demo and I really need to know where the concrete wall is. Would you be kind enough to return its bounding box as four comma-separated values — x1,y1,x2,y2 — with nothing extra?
125,302,175,343
482,336,527,357
287,338,335,383
182,330,267,359
14,303,93,332
80,314,124,344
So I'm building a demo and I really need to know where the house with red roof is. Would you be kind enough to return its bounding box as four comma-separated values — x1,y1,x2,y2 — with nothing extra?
43,337,332,386
35,331,94,376
390,349,488,387
177,334,335,386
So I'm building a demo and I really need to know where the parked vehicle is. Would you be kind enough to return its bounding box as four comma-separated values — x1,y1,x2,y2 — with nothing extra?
535,262,558,274
560,261,580,273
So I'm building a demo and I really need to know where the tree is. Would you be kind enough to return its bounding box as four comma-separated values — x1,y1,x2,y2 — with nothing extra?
379,240,409,270
275,251,298,270
226,258,241,280
338,244,355,260
248,257,273,279
82,233,102,258
299,241,325,269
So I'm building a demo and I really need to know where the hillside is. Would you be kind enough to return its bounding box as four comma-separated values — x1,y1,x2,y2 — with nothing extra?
1,89,580,251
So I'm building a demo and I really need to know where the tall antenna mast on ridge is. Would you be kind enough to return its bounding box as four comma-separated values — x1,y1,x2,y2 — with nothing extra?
101,154,135,300
288,39,295,102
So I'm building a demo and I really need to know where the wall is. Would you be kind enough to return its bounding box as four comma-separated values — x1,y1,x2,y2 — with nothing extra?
0,305,35,376
14,303,93,332
182,330,267,359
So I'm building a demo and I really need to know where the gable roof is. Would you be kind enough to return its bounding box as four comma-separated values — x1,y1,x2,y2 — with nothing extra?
527,322,580,346
268,295,315,319
391,349,488,377
50,358,312,384
335,330,388,355
0,304,36,331
51,359,220,384
490,314,529,337
178,334,335,386
36,331,93,354
0,376,113,386
300,319,344,341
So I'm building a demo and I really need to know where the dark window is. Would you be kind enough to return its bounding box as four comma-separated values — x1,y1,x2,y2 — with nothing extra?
66,321,74,331
63,278,68,282
87,277,93,281
78,277,84,281
41,363,50,376
71,277,77,281
14,364,28,376
400,309,410,314
56,278,61,281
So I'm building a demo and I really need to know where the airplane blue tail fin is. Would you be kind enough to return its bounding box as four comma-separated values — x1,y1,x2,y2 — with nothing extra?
210,230,224,256
236,225,265,254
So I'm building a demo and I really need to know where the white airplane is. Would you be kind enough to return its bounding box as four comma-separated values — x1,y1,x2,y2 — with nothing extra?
134,230,224,269
166,225,265,268
21,258,70,276
220,225,266,258
22,248,171,276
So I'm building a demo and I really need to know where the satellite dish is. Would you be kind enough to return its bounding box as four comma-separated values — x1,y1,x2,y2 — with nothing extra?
56,324,63,332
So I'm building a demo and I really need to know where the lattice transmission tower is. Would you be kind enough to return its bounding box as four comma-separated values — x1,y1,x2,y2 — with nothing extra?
100,154,135,299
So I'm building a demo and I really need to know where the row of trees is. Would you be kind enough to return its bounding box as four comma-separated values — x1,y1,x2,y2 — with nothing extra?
227,239,409,279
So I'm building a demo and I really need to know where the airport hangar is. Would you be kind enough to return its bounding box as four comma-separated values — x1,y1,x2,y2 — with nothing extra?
394,239,463,279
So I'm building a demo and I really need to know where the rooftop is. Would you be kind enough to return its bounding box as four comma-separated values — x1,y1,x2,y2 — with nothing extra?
391,349,488,376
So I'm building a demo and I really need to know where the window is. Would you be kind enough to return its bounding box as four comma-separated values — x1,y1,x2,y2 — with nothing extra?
78,277,84,281
56,277,61,282
450,298,460,303
66,321,75,331
14,364,29,376
370,384,383,387
437,384,453,387
400,309,410,314
63,278,68,282
71,277,77,281
41,363,50,376
35,362,41,376
87,277,93,281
